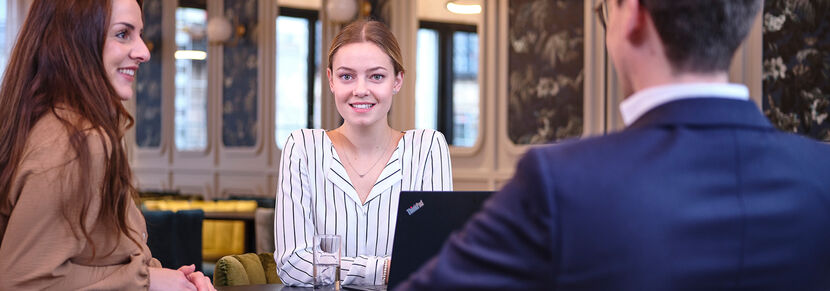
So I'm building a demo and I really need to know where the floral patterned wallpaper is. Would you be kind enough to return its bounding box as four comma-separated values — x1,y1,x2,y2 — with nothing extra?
135,0,163,147
222,0,259,147
508,0,584,145
763,0,830,141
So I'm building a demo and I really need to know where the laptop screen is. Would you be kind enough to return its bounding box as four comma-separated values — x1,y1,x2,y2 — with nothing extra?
387,191,493,288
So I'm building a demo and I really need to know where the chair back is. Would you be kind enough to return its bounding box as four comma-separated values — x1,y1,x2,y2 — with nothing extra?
255,208,275,253
143,209,204,271
214,253,281,286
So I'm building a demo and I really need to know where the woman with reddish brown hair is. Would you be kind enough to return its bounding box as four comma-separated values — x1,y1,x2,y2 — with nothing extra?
0,0,213,290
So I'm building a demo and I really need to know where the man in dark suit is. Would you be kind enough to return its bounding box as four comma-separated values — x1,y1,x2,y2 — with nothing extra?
396,0,830,290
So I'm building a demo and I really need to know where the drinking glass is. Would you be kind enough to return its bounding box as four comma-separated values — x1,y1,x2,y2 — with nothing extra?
313,234,341,288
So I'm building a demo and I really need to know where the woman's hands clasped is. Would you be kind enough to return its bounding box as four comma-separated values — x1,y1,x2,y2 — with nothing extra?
149,264,216,291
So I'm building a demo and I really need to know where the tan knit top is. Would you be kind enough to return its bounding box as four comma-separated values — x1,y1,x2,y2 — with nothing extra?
0,108,161,290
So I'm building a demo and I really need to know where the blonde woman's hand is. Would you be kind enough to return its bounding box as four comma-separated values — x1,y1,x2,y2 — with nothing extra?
385,259,391,284
149,267,197,291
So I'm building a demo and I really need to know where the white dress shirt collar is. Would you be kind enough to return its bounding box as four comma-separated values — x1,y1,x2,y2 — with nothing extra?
619,83,750,126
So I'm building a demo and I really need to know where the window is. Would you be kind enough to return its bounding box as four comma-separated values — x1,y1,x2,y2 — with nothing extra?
275,7,321,148
0,0,9,78
415,29,439,131
174,4,208,151
416,21,479,147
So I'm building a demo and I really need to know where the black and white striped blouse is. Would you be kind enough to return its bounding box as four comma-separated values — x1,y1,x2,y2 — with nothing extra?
275,128,453,286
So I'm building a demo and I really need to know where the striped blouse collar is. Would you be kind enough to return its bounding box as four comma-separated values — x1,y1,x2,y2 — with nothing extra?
326,135,404,207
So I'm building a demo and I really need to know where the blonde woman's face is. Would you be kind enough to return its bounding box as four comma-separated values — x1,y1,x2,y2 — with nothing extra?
103,0,150,101
327,42,403,128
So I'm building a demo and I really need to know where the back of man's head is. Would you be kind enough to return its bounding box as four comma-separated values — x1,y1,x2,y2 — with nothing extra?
640,0,761,74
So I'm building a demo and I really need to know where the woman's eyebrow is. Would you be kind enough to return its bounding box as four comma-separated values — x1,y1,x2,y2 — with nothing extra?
113,22,136,30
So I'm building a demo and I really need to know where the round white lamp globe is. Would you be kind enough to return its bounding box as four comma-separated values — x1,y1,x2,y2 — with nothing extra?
206,16,233,43
326,0,358,23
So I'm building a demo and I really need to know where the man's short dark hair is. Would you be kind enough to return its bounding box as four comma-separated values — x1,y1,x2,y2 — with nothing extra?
639,0,761,74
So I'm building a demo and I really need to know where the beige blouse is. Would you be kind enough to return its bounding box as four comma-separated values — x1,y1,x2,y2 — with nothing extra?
0,108,161,290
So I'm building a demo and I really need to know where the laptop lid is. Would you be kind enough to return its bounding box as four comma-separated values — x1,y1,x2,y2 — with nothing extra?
387,191,493,288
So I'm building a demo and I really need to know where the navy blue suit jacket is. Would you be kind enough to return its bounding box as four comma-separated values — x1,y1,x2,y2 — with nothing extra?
396,98,830,290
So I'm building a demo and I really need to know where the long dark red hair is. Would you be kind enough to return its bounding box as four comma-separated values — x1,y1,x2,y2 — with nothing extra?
0,0,144,257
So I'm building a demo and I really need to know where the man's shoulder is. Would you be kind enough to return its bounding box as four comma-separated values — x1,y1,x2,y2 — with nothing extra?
529,130,644,161
526,125,830,180
775,130,830,152
761,130,830,171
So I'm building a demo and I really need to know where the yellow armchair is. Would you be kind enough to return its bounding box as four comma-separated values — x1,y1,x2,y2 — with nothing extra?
214,253,282,287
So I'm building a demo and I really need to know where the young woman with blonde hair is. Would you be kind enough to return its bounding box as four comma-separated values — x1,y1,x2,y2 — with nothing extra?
276,19,453,286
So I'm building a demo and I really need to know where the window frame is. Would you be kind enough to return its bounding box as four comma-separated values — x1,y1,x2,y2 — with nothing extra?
278,7,319,129
419,21,477,145
173,3,209,153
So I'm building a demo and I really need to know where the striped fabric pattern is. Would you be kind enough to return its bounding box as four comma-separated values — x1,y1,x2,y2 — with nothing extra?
275,128,453,286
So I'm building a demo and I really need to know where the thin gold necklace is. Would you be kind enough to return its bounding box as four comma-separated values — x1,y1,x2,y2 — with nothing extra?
342,133,394,178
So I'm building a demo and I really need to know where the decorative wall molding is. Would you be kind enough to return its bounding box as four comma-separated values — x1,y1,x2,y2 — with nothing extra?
387,0,418,133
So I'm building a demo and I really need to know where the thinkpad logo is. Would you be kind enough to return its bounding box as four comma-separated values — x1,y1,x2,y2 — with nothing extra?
406,200,424,215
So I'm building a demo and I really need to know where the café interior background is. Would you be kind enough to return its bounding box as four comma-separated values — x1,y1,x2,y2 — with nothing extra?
0,0,825,199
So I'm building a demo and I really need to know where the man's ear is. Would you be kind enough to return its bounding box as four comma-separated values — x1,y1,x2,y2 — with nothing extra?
620,0,649,46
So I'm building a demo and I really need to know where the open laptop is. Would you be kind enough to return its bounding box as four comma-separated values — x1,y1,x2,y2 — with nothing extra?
343,190,494,291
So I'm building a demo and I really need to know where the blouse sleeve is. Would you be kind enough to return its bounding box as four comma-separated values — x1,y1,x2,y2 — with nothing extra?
420,131,453,191
340,254,388,286
0,130,152,290
274,131,317,286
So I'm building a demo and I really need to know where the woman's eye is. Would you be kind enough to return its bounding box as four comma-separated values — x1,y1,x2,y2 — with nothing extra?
370,74,384,81
116,30,129,39
339,74,353,81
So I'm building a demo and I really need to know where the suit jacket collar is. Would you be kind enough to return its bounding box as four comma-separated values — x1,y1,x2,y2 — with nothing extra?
620,83,750,125
627,98,775,130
